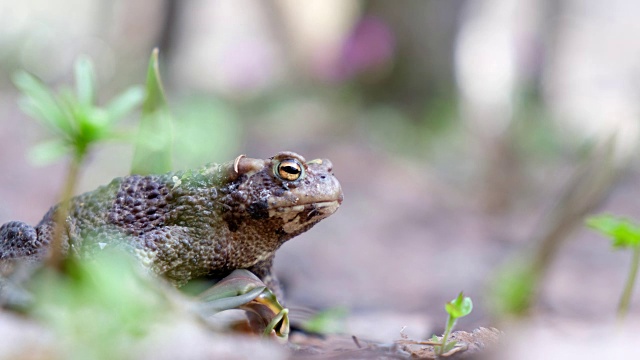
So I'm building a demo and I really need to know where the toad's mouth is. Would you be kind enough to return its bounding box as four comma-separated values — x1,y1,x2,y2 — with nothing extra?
269,200,340,215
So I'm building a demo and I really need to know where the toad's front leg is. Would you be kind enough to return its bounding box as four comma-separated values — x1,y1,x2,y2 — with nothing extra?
0,221,49,307
0,221,45,260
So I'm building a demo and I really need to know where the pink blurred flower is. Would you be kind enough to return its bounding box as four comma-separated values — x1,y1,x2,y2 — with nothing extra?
335,16,395,81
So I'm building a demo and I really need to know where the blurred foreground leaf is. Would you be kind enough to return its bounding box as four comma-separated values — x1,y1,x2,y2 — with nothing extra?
29,249,172,360
172,97,241,168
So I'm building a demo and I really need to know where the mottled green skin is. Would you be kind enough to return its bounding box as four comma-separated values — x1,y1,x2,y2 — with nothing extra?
0,152,342,294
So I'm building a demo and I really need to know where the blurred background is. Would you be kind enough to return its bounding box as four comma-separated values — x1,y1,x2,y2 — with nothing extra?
1,0,640,352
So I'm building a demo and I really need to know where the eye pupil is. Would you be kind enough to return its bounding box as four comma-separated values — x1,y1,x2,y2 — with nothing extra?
281,165,300,175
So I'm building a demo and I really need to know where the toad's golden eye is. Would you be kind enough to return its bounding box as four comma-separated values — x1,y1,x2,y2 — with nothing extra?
276,159,304,181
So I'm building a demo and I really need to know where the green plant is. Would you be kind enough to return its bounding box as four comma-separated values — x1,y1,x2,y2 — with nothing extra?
431,292,473,357
301,307,348,334
14,58,144,164
488,259,537,317
13,56,145,268
586,214,640,321
195,269,290,343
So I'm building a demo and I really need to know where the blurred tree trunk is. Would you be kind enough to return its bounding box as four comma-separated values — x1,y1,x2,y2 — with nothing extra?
362,0,467,117
157,0,181,62
455,0,545,212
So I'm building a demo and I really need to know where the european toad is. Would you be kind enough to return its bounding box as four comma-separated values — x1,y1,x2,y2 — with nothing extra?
0,151,342,296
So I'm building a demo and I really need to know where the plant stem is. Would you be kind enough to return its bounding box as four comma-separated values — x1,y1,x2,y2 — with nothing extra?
617,246,640,322
437,315,456,357
46,154,83,270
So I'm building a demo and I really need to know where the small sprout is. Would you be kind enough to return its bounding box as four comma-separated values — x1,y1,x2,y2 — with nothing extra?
586,214,640,322
445,292,473,319
433,292,473,357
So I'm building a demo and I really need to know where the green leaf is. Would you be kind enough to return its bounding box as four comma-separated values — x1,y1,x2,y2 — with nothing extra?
197,270,262,301
142,48,168,113
445,292,473,319
194,269,290,342
264,308,289,340
56,86,81,133
198,286,265,313
28,139,70,165
106,86,145,122
13,71,71,134
586,215,640,248
443,340,458,353
74,56,96,107
131,48,173,175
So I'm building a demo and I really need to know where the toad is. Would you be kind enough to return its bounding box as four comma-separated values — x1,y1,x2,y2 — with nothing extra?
0,151,342,297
